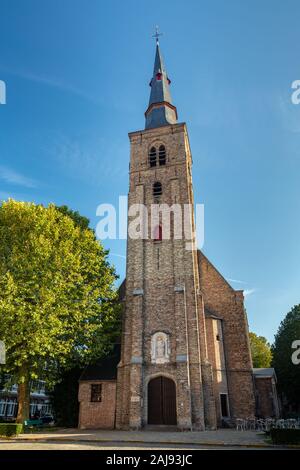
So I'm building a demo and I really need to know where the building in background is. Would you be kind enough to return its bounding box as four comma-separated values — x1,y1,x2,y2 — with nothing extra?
253,368,280,419
0,376,51,420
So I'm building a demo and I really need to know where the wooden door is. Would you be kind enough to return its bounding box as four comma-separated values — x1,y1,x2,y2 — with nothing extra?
148,376,177,425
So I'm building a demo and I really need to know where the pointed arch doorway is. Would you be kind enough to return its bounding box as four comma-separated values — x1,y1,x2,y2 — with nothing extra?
148,376,177,425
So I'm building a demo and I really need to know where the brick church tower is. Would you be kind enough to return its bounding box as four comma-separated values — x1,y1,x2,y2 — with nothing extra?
77,38,276,431
115,39,219,430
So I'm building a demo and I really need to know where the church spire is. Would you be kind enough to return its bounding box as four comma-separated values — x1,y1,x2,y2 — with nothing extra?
145,31,178,129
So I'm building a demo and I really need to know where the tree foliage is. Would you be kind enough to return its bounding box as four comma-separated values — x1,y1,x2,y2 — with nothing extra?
0,199,120,421
272,304,300,407
56,205,90,231
249,332,272,368
50,367,82,427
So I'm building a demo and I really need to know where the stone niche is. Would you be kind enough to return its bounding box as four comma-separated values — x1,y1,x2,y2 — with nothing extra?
151,332,170,364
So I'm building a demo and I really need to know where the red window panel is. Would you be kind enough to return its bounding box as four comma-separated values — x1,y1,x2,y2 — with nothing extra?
154,225,162,241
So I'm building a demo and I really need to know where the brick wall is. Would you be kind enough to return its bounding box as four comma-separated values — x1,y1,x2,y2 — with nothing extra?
116,123,216,430
78,381,116,429
254,377,278,418
115,120,255,430
198,251,256,420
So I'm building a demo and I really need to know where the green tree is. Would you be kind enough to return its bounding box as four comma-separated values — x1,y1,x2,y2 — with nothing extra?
50,367,82,427
56,205,90,231
51,204,120,427
249,332,272,368
0,199,120,423
272,305,300,408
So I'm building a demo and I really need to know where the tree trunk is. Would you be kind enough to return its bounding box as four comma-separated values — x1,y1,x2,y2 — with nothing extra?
16,365,30,423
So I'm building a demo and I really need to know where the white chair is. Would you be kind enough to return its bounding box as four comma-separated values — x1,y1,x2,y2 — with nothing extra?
265,418,275,431
246,418,256,430
285,419,297,429
256,419,266,431
236,418,245,431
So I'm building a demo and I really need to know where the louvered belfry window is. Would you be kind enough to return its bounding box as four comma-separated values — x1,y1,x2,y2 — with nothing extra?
149,147,157,167
159,145,166,166
153,181,162,197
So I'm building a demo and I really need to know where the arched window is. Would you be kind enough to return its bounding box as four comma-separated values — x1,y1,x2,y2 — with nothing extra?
153,225,162,241
153,181,162,197
159,145,166,166
149,147,157,167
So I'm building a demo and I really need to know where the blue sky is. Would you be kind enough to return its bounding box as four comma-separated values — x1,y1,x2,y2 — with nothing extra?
0,0,300,343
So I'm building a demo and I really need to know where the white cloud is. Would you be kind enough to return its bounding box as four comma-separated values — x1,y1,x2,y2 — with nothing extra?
227,278,247,285
0,166,37,188
110,252,126,259
244,289,257,297
50,135,127,185
227,278,257,297
0,65,101,105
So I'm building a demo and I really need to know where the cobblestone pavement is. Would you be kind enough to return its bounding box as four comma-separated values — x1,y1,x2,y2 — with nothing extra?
0,428,270,447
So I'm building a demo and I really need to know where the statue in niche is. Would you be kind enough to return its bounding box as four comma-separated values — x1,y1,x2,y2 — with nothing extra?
156,335,166,358
151,332,170,364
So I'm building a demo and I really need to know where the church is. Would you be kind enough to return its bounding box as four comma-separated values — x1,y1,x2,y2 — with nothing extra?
78,40,279,430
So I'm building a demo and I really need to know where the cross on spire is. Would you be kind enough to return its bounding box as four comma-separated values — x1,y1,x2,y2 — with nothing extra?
152,25,163,45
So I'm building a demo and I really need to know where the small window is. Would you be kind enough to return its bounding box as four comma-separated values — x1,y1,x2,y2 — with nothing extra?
153,182,162,197
153,225,162,241
216,334,220,341
91,384,102,402
149,147,157,167
220,394,229,417
159,145,166,166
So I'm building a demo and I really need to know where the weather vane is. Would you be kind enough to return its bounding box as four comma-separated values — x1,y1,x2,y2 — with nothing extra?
153,25,163,45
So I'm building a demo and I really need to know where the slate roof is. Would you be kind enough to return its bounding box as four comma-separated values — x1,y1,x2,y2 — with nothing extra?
204,307,222,320
145,44,178,129
253,368,277,379
79,344,121,381
148,45,173,107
